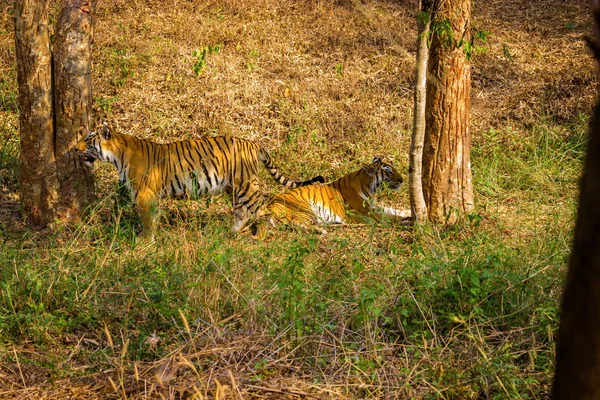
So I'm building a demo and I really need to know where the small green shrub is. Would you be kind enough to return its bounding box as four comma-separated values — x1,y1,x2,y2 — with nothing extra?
192,44,222,76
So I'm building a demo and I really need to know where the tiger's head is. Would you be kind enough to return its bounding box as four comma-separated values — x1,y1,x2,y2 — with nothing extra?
363,157,403,191
74,122,116,167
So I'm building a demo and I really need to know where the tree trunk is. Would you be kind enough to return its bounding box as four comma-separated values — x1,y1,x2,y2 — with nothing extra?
422,0,473,223
14,0,59,227
14,0,95,227
53,0,95,222
552,3,600,397
409,1,431,223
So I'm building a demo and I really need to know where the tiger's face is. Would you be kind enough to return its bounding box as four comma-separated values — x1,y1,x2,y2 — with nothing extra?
366,157,403,191
74,123,114,167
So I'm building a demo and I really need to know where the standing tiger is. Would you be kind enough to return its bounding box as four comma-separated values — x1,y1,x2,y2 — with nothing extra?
263,157,409,233
75,123,324,240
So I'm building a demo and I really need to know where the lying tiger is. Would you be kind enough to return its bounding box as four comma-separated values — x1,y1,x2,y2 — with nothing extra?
261,157,410,234
75,123,324,240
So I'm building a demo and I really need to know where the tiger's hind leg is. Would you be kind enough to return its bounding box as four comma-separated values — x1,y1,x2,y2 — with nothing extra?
231,179,266,234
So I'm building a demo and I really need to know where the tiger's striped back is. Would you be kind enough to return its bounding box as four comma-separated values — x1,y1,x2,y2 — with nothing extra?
74,123,323,239
267,157,404,229
268,184,348,226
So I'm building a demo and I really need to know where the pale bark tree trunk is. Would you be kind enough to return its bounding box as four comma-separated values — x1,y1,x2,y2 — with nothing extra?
53,0,95,221
409,1,431,223
14,0,95,227
14,0,58,226
422,0,474,223
552,2,600,397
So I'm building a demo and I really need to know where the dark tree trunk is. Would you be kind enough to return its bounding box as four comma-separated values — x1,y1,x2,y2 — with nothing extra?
14,0,58,226
552,3,600,397
422,0,474,223
53,0,95,221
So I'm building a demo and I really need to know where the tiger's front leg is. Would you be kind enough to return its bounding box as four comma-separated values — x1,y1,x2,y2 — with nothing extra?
231,179,265,234
372,206,412,222
136,189,158,241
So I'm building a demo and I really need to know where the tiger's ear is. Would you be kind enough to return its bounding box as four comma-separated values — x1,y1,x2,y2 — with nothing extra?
99,124,111,139
372,156,382,164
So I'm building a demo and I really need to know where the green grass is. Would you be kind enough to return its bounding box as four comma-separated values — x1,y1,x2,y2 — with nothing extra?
0,116,582,398
0,216,565,397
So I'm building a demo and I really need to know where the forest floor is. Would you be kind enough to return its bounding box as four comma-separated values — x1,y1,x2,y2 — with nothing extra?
0,0,596,398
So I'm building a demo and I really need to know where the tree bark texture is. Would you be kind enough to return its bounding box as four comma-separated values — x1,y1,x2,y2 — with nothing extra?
422,0,474,223
53,0,95,221
409,2,430,223
552,3,600,397
14,0,59,226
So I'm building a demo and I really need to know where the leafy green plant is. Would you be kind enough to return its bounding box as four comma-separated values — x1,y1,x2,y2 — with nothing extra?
109,47,134,87
503,44,514,61
354,283,386,326
429,18,489,60
431,18,453,47
192,44,223,76
246,48,260,72
417,10,430,26
463,28,490,60
94,96,119,115
273,241,310,338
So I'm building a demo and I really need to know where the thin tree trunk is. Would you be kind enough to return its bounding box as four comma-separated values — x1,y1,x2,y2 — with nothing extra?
53,0,95,221
14,0,58,226
422,0,473,223
409,1,430,223
552,2,600,397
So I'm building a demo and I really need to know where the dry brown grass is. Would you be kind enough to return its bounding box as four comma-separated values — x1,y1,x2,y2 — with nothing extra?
472,0,596,127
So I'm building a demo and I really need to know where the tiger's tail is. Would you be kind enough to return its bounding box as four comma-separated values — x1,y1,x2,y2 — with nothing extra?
260,150,325,188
